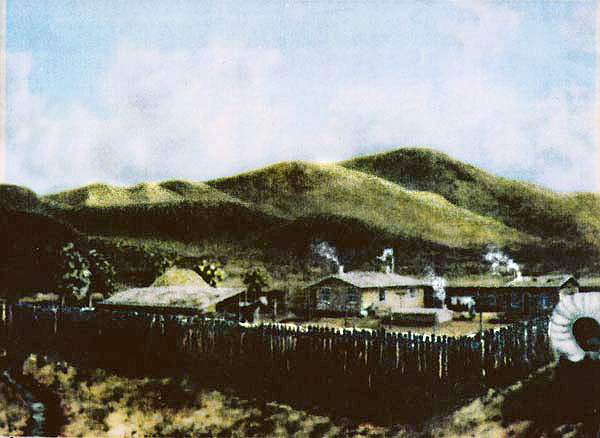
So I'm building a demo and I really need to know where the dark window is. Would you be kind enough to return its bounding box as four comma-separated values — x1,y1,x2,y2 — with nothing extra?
511,291,523,309
409,288,417,298
347,288,358,304
321,287,331,303
540,293,551,309
379,289,386,301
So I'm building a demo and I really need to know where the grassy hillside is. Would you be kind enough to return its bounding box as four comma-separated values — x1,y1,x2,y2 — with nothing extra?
0,184,42,211
207,161,533,249
3,145,599,285
45,180,247,208
43,180,284,241
342,148,600,248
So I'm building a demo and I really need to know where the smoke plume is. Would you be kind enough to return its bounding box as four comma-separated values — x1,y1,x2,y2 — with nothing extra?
377,248,394,272
312,241,340,268
425,266,447,306
484,250,522,279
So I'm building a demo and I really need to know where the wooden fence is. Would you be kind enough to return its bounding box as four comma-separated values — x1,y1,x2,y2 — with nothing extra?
0,304,553,422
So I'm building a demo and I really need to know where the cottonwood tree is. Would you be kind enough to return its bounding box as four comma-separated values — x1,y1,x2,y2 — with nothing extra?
57,242,91,305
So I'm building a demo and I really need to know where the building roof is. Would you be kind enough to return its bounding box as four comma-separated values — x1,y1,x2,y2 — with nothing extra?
99,286,245,312
307,271,429,289
505,275,577,288
445,275,510,288
577,277,600,288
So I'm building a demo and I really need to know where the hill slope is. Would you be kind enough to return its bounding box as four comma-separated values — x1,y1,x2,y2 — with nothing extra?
45,180,246,208
341,148,600,248
207,161,533,249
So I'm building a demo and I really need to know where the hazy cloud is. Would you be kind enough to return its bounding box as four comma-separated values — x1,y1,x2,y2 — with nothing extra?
5,1,596,194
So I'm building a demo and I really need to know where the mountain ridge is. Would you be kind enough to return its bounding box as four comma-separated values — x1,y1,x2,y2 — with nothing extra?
2,147,599,278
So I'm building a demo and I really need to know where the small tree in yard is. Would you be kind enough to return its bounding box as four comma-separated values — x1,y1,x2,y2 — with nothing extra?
243,267,271,300
241,267,272,321
87,249,117,306
196,259,225,287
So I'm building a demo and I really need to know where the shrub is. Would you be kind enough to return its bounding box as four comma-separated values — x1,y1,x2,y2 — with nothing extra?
195,259,225,287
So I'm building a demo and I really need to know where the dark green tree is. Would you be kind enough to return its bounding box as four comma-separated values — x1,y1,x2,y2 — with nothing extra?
243,267,271,298
148,251,173,277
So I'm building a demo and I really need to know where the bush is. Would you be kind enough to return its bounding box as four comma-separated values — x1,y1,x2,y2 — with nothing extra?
195,259,225,287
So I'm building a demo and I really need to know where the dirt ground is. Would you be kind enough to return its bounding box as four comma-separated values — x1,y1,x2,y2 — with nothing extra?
296,312,508,337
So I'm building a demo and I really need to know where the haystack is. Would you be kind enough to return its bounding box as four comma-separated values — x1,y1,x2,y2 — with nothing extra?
151,267,210,288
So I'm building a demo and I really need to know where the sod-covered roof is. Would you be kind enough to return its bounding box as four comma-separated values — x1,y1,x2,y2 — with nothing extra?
99,286,244,311
505,275,577,288
445,275,512,289
150,267,210,288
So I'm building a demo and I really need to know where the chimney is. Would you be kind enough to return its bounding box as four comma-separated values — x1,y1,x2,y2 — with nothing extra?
338,265,344,275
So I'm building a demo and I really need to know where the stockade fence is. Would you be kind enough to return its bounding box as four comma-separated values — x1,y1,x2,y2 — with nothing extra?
0,304,554,422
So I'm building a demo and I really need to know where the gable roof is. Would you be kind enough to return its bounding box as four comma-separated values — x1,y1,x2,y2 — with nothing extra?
99,286,244,312
307,271,429,289
505,275,578,288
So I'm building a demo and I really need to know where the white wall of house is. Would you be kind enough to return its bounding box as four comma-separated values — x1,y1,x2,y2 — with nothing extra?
362,287,425,310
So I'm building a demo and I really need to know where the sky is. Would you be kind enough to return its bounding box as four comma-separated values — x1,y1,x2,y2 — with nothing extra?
4,0,597,194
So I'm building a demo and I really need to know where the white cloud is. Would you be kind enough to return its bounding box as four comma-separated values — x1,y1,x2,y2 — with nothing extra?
559,3,597,54
5,1,596,194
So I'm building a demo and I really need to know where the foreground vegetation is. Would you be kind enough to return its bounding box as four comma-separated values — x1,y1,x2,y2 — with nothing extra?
0,375,29,436
1,354,590,437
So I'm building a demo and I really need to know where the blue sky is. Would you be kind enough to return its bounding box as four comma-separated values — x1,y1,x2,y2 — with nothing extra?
5,0,597,193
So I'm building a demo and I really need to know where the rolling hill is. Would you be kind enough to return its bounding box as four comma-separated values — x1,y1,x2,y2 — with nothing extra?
206,161,533,249
42,180,284,241
341,148,600,247
45,180,248,208
2,147,599,282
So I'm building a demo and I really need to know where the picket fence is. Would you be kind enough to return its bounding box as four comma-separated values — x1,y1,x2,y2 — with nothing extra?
0,304,554,422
